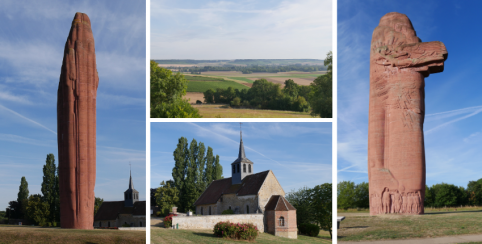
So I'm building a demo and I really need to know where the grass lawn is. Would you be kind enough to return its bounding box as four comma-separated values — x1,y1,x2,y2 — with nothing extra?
151,227,331,244
0,225,145,244
192,104,313,118
338,207,482,242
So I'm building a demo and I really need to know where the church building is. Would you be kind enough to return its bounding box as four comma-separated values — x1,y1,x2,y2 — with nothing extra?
94,171,146,228
194,128,287,216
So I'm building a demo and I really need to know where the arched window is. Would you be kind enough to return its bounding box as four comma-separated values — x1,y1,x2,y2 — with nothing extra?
140,221,142,227
243,164,246,173
229,206,231,210
249,164,251,173
279,217,285,226
108,222,110,227
201,207,203,215
237,164,240,173
209,206,212,215
246,205,249,214
232,165,235,174
99,222,102,227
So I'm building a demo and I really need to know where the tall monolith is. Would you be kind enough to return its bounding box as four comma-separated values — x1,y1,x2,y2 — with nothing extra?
368,12,447,215
57,12,98,229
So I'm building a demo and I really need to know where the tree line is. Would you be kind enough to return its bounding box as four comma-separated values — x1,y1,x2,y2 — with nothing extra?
5,154,103,226
337,179,482,210
203,79,311,112
174,64,326,74
154,137,223,215
286,183,333,238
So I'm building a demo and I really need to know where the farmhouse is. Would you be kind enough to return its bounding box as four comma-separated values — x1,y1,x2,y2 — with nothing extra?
93,171,146,228
192,128,297,238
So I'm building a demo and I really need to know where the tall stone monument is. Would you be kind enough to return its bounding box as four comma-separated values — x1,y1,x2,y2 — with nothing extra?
57,12,98,228
368,12,447,215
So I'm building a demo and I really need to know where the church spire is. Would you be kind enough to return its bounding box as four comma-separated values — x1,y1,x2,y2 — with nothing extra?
129,166,134,190
238,122,246,159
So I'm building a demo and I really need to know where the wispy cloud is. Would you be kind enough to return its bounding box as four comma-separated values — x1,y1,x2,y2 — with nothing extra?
0,104,56,134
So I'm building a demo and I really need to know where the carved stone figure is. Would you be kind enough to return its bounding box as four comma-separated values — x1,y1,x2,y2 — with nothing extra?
57,12,99,229
368,12,447,215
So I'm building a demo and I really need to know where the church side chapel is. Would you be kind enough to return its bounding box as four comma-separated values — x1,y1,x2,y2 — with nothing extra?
193,125,297,238
94,171,146,228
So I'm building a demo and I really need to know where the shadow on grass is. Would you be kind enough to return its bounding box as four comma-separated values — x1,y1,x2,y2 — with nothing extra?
343,226,369,229
425,210,482,215
193,232,215,238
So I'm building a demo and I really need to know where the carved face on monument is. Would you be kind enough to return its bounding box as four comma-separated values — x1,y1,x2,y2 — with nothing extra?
368,12,447,215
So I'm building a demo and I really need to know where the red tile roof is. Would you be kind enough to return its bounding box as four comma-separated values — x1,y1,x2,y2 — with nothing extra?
265,195,296,211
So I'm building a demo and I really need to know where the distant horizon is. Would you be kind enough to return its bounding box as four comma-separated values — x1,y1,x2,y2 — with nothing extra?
151,58,325,61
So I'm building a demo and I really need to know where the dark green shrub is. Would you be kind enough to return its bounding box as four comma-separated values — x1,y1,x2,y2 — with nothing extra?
221,209,234,215
299,223,320,237
213,221,258,241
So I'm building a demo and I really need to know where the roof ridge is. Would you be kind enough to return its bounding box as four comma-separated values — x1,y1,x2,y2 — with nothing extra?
273,195,280,210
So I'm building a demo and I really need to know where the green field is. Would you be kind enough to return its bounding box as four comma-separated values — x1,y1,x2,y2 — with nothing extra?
186,75,249,92
227,77,255,83
192,104,313,118
0,225,145,244
151,228,331,244
338,207,482,242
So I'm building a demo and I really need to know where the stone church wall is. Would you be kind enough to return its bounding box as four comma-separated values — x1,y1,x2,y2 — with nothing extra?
196,204,217,215
172,214,264,232
117,214,146,227
258,171,286,212
94,220,116,228
216,194,258,214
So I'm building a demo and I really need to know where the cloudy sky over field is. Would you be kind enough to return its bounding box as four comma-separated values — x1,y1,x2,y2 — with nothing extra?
0,0,146,209
338,0,482,188
151,122,332,193
151,0,332,59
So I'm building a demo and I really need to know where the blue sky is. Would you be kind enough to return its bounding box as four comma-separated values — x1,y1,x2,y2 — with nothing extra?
151,122,332,193
0,0,146,210
151,0,332,59
338,0,482,189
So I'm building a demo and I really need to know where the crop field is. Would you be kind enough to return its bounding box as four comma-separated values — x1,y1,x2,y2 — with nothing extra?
0,225,146,244
191,104,313,118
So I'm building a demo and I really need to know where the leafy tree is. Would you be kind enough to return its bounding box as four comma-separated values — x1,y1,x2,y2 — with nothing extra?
172,137,189,210
431,183,460,207
230,97,241,107
337,181,355,210
150,61,201,118
155,181,180,216
311,183,332,238
286,187,314,226
41,153,59,224
6,201,21,220
310,51,332,118
424,185,434,207
213,155,223,180
203,147,214,185
354,182,369,209
181,139,200,212
196,142,206,196
203,89,215,103
283,79,299,98
467,179,482,205
94,197,104,216
25,194,50,226
17,176,29,219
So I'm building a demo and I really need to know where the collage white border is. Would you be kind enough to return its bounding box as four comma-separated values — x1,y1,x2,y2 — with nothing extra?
145,0,338,242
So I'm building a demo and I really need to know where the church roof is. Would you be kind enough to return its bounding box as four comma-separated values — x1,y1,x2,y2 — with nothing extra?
94,201,146,221
265,195,296,211
194,170,270,206
124,169,139,194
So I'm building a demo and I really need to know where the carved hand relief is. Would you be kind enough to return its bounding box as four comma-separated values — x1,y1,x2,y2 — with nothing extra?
368,12,447,215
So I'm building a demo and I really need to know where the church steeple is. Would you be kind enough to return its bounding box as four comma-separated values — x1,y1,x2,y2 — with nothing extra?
232,123,253,185
124,165,139,207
